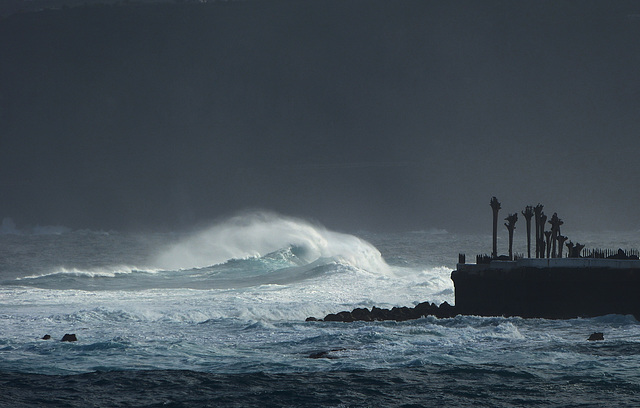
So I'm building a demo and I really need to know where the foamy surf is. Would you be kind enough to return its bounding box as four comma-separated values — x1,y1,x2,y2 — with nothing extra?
4,213,393,291
18,266,158,280
152,211,390,275
2,219,640,408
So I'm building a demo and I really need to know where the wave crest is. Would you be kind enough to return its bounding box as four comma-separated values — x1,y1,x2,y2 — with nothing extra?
6,213,391,290
152,211,389,274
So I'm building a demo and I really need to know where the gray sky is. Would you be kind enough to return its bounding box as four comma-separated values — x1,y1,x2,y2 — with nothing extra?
2,0,640,232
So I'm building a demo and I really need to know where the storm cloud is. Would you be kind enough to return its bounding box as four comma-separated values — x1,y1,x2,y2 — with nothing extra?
2,0,640,232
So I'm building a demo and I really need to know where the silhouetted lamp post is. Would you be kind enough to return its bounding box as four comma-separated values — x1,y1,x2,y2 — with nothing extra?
522,206,534,258
557,235,568,258
540,213,548,258
534,204,544,258
490,197,501,259
504,213,518,260
544,230,552,258
569,242,585,258
549,213,563,258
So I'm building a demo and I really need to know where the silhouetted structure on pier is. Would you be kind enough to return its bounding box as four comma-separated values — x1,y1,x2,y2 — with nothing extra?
504,213,518,260
480,197,638,262
549,213,563,258
522,206,534,259
312,196,640,323
490,197,501,259
534,204,544,258
566,241,585,258
557,235,568,258
544,230,552,258
583,248,639,259
451,196,640,320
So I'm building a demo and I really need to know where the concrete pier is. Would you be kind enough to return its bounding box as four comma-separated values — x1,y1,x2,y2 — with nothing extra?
451,258,640,319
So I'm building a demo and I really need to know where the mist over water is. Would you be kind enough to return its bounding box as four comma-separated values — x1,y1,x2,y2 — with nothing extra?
3,212,432,295
152,211,389,274
0,212,456,331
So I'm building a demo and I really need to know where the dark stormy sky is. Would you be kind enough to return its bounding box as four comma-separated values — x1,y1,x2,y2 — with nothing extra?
2,0,640,232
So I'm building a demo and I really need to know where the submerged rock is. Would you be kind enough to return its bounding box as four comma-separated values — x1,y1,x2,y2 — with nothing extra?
42,334,51,340
587,332,604,341
61,333,77,342
308,348,347,359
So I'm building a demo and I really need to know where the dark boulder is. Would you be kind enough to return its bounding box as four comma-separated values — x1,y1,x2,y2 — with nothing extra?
311,301,458,323
308,351,332,359
42,334,51,340
435,301,457,318
323,313,339,321
587,332,604,341
61,333,77,342
414,302,438,317
336,311,355,322
351,307,373,321
324,311,354,322
390,306,420,321
308,348,347,359
370,306,391,321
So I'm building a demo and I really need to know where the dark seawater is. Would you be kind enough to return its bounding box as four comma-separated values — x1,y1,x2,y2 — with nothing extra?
1,214,640,406
3,365,640,408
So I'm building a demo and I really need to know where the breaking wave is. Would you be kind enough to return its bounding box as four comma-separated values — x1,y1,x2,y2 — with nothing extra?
152,211,389,273
10,212,391,290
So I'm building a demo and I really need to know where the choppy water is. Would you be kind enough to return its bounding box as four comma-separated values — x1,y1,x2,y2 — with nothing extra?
1,212,640,406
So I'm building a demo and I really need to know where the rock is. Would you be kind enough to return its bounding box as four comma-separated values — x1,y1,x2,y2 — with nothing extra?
335,311,354,322
436,301,457,318
390,306,419,321
42,334,51,340
414,302,438,317
308,348,347,359
314,301,458,323
324,311,354,322
351,307,373,321
587,332,604,341
323,313,338,321
308,351,331,359
61,333,77,342
370,306,391,321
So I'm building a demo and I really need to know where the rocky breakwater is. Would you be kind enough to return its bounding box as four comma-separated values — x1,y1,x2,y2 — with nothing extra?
306,302,457,322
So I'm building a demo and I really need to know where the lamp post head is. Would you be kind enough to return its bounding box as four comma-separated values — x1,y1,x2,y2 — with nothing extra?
522,206,534,220
534,204,544,216
504,213,518,230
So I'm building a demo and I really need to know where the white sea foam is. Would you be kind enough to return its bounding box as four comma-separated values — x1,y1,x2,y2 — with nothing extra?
2,228,640,378
18,265,158,280
152,211,389,275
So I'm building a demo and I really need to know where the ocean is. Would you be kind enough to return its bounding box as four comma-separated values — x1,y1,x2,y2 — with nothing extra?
1,212,640,407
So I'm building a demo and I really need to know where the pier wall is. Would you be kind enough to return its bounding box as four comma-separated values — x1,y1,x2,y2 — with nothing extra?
451,266,640,319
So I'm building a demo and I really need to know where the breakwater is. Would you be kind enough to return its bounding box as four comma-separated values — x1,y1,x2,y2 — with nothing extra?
452,258,640,319
306,301,457,322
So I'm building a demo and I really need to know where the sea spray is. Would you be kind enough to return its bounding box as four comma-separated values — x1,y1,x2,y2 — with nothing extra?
152,211,390,275
3,226,640,408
